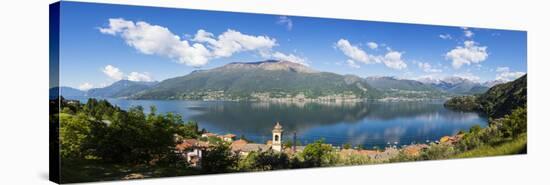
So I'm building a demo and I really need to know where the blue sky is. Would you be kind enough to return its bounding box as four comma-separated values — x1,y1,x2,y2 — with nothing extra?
58,1,527,90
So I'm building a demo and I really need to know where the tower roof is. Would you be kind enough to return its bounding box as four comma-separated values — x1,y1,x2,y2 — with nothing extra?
273,122,283,132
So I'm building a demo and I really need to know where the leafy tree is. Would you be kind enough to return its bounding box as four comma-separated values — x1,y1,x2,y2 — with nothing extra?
249,150,290,170
343,143,352,149
444,95,480,111
283,140,302,149
59,112,92,159
500,107,527,138
201,143,239,174
469,125,482,134
338,153,372,165
61,107,74,114
283,140,293,149
389,150,420,162
300,139,335,167
457,107,527,152
206,136,224,145
421,143,456,160
59,99,202,165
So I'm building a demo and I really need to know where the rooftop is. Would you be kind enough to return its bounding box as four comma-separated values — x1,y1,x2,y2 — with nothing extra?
273,122,283,132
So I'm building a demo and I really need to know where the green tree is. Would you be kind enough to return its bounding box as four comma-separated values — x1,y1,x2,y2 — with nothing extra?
300,139,335,167
421,143,456,160
343,143,352,149
201,143,239,174
469,125,482,134
283,140,293,149
59,112,92,159
500,107,527,138
249,150,290,171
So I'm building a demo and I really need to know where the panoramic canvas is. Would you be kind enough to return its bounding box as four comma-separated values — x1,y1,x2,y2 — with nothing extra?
49,1,527,183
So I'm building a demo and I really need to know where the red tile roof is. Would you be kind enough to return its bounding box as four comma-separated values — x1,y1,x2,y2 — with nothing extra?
230,139,249,151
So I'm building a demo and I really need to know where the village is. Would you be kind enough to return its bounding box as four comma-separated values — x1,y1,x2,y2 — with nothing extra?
172,122,464,167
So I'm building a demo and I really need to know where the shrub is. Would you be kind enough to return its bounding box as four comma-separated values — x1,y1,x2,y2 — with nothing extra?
300,139,335,167
421,143,456,160
246,150,290,171
201,143,239,174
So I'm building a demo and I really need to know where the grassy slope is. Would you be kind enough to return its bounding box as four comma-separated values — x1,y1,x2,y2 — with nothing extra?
453,133,527,158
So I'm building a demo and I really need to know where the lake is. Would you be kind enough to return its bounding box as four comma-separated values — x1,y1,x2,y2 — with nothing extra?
77,98,488,149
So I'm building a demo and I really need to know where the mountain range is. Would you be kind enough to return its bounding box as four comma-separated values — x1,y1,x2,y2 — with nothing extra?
133,60,381,100
87,80,158,98
58,60,510,100
416,76,493,94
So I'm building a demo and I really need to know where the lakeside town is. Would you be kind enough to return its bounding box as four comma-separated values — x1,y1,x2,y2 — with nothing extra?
169,122,462,176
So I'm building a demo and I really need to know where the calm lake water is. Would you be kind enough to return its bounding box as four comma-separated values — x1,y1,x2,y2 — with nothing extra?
77,98,488,148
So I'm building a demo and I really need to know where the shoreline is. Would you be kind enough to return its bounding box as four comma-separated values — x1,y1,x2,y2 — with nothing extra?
67,96,452,103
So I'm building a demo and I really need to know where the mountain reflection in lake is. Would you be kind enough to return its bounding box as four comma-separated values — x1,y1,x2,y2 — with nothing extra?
85,99,488,148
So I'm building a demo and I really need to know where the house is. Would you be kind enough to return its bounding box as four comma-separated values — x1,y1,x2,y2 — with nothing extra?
173,134,184,143
402,144,429,157
230,139,249,151
220,134,237,142
201,132,217,138
229,122,288,156
230,139,272,156
439,134,464,144
283,146,305,154
66,100,80,105
235,143,271,156
175,139,209,167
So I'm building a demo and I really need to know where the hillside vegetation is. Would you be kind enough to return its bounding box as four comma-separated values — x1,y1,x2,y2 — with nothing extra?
444,74,526,118
134,60,381,100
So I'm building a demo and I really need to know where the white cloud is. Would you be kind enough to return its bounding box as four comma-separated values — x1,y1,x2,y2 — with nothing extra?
464,30,474,38
335,39,374,64
98,83,109,88
414,72,482,84
346,59,360,68
336,39,407,70
270,51,308,66
100,18,279,67
495,66,525,81
414,74,444,84
102,65,124,80
367,42,378,49
496,71,525,82
439,34,452,40
445,40,488,69
102,64,154,82
496,66,510,73
453,72,481,82
193,29,309,66
78,82,94,91
382,51,407,70
128,72,154,82
193,29,277,58
98,18,134,35
100,18,211,67
277,16,293,30
417,62,442,73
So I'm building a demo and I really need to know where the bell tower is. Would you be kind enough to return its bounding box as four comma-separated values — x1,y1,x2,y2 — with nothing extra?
272,122,283,152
